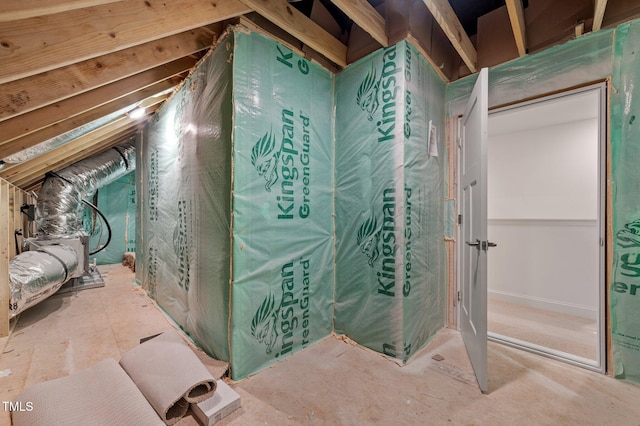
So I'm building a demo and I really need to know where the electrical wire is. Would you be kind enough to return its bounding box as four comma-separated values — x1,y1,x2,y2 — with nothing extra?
82,199,112,255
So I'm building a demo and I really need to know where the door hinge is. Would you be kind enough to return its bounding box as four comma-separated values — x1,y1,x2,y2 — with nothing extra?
457,291,461,302
458,214,462,225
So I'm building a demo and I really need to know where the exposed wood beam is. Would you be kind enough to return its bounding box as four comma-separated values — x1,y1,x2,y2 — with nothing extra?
593,0,608,32
0,88,170,161
505,0,527,56
405,36,449,82
0,179,8,336
19,127,138,186
0,1,121,22
328,0,388,46
2,117,140,187
236,0,347,67
0,0,250,85
421,0,477,73
0,59,192,149
0,27,213,122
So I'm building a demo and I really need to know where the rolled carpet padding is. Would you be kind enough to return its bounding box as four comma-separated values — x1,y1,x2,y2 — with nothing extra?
119,328,217,425
11,358,164,426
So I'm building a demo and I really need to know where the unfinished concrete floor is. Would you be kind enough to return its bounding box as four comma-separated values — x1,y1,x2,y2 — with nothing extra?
2,264,640,425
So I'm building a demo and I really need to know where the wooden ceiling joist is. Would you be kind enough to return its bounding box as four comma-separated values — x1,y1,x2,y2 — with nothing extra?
421,0,477,73
593,0,608,32
237,0,348,67
0,27,214,122
0,1,122,22
0,59,193,148
328,0,388,47
506,0,527,56
0,88,171,161
0,0,250,85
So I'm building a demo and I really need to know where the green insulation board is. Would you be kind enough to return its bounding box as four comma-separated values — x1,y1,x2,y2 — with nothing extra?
229,30,334,380
334,41,447,362
137,35,234,361
611,20,640,384
84,171,136,265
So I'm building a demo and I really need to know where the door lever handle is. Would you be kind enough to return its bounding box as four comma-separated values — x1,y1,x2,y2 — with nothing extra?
466,240,497,250
466,239,481,249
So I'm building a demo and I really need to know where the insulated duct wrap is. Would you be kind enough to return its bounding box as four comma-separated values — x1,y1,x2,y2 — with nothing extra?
37,143,136,237
9,244,79,318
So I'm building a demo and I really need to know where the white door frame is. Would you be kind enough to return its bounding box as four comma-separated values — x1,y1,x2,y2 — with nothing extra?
456,82,607,373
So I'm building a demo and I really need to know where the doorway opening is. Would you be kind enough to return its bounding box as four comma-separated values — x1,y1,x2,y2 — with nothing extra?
486,84,606,372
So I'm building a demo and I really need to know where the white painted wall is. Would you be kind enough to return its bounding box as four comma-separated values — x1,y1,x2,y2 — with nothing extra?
487,116,599,319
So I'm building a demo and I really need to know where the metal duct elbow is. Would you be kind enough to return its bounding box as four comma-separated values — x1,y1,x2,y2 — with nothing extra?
36,143,136,237
9,244,79,318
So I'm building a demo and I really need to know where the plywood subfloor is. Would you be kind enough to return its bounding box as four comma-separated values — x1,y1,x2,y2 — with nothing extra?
2,264,640,425
0,264,227,426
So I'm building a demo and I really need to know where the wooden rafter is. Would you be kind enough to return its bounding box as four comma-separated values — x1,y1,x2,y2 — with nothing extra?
0,0,121,22
421,0,477,73
593,0,608,32
328,0,388,46
506,0,527,56
1,117,141,187
0,27,214,122
236,0,348,67
0,88,171,161
0,0,250,85
0,59,192,148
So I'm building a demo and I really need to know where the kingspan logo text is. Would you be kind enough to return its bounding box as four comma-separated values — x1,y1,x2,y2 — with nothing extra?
251,109,312,220
356,188,398,297
356,45,401,143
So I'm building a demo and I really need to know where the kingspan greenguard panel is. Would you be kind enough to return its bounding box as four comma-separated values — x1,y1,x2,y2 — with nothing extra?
334,41,446,362
86,171,136,265
611,20,640,384
402,42,447,360
137,36,234,361
230,30,334,379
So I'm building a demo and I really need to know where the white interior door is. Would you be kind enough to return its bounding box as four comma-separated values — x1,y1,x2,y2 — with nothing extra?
460,68,489,393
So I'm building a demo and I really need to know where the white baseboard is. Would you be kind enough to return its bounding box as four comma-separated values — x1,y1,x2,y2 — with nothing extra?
488,289,597,321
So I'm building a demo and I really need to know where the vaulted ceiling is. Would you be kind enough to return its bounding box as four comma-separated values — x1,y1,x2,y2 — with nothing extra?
0,0,638,192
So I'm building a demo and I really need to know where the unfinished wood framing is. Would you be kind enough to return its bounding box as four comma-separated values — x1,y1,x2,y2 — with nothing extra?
422,0,477,73
237,0,348,67
0,28,214,122
0,178,28,337
593,0,609,32
446,117,459,329
3,90,169,163
0,0,250,85
505,0,527,56
0,62,189,153
606,77,614,375
0,0,122,22
328,0,388,47
0,180,8,337
1,117,141,188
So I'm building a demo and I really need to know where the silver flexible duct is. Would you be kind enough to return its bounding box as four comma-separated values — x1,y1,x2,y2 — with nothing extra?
9,244,79,318
36,143,136,237
9,142,136,317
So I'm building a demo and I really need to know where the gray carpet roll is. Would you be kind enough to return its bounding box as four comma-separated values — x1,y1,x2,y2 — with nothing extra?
119,329,217,425
11,358,164,426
